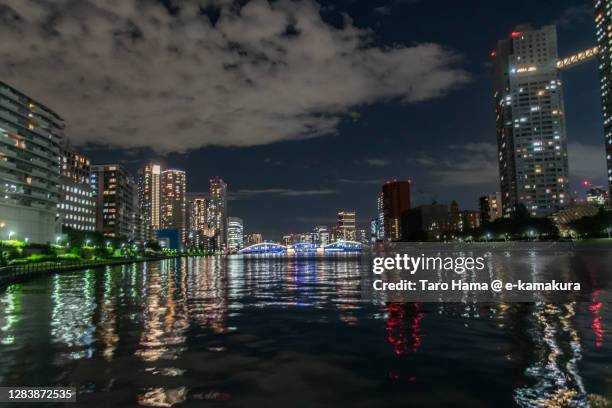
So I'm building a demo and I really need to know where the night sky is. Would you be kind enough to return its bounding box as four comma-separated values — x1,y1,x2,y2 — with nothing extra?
0,0,605,239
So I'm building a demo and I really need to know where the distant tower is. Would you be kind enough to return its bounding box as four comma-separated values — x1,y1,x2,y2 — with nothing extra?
209,177,228,250
382,180,411,240
492,25,569,217
594,0,612,203
138,163,161,241
161,169,187,243
227,217,244,251
336,211,356,241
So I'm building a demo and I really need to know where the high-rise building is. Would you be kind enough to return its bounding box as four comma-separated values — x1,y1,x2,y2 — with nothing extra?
370,218,378,243
138,163,161,241
91,164,137,239
336,210,356,241
377,192,385,239
0,81,63,243
186,192,208,248
209,177,228,250
161,169,186,242
227,217,244,252
586,187,608,206
58,144,96,231
493,25,569,217
479,192,503,224
382,180,411,240
594,0,612,202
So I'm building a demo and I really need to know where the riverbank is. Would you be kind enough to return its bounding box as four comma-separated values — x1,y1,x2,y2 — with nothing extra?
0,255,202,287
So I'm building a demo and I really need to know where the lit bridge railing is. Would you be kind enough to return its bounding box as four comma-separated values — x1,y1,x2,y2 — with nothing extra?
239,240,368,255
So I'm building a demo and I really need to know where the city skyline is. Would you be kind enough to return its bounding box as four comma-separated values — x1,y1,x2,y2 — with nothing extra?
0,0,608,238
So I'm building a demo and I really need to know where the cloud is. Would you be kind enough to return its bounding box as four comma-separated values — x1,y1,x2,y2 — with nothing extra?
409,143,498,186
555,5,593,27
0,0,469,153
338,178,381,184
364,158,390,166
235,188,336,197
567,142,607,181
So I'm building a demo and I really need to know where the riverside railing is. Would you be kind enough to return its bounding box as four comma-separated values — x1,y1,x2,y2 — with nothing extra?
0,256,172,287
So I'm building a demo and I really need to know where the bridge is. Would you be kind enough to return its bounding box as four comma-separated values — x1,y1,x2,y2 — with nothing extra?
238,240,368,255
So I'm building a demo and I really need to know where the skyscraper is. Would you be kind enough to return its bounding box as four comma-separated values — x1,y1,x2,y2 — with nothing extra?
377,192,385,240
493,25,569,217
336,210,356,241
138,163,161,241
186,192,208,248
594,0,612,202
227,217,244,252
382,180,411,241
161,169,187,242
58,144,96,231
91,164,137,239
209,177,228,250
0,81,63,243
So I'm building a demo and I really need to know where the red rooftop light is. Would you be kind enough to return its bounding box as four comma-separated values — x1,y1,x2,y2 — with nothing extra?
511,31,521,37
490,50,496,57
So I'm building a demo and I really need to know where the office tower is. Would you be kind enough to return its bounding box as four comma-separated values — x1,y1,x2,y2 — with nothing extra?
377,192,385,239
186,192,208,248
336,210,356,241
227,217,243,252
209,177,228,249
0,81,63,243
138,163,161,241
313,225,330,246
370,218,378,243
382,180,411,240
595,0,612,202
161,169,186,242
356,228,368,244
401,203,449,241
479,192,503,224
493,25,569,217
91,164,137,239
58,144,96,231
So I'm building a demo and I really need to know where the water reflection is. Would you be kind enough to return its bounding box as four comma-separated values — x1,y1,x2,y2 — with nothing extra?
0,252,609,406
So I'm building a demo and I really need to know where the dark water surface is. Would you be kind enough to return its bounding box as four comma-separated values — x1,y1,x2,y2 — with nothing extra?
0,253,610,407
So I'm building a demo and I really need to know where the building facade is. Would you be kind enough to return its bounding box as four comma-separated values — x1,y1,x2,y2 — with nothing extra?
227,217,244,252
161,169,186,243
479,192,503,224
138,163,161,242
58,145,96,231
377,192,385,240
594,0,612,202
91,164,137,239
382,180,411,240
0,81,64,243
208,177,228,250
493,25,569,217
336,210,356,241
186,192,208,248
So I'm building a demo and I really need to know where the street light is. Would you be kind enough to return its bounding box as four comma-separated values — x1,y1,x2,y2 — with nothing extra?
24,237,29,244
85,239,91,246
8,231,14,240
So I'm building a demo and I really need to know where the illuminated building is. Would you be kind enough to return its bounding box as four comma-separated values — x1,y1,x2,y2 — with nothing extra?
58,144,96,231
356,228,368,243
208,177,227,250
0,81,63,243
586,187,608,206
377,192,385,239
594,0,612,201
91,164,137,239
244,233,263,247
479,192,503,224
138,163,161,241
227,217,243,252
493,25,569,217
382,180,411,240
336,210,356,241
312,225,329,246
161,169,186,243
186,192,208,248
370,218,378,243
